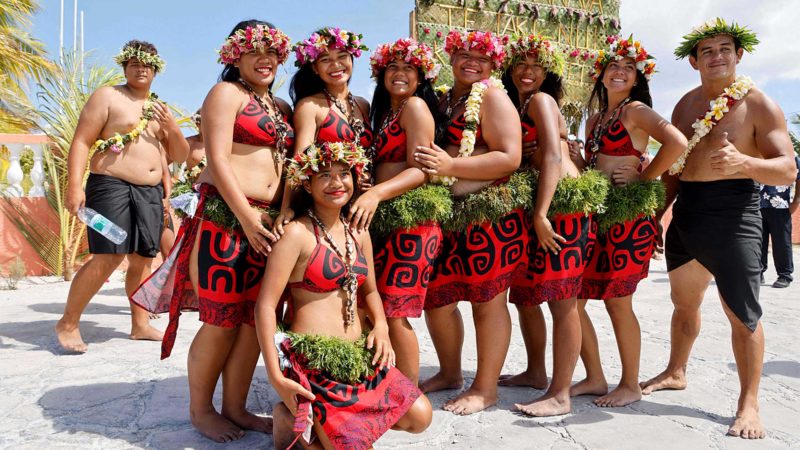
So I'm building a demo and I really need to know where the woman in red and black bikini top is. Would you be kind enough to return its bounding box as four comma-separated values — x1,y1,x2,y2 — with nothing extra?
255,142,432,449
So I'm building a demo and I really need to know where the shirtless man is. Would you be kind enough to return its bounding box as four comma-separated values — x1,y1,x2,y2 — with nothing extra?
641,19,797,439
56,40,189,353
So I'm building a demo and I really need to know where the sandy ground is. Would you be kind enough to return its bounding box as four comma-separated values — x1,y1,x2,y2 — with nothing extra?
1,249,799,450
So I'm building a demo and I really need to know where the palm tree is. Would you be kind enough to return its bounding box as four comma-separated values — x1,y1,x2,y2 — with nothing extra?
0,0,53,132
1,52,123,279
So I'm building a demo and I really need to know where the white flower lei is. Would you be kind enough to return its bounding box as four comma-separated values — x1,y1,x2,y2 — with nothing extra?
668,75,754,175
433,77,506,186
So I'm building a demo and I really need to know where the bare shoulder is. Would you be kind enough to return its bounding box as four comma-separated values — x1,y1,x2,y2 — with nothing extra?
275,96,293,116
746,87,782,115
530,91,558,110
282,218,314,243
403,96,432,117
674,86,702,113
355,96,371,112
295,95,325,112
207,81,245,98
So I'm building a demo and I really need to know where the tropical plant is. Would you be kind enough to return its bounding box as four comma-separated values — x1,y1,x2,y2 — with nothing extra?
1,52,123,279
791,114,800,156
0,0,53,132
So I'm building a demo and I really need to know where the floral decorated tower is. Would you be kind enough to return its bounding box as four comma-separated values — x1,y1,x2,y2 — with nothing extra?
411,0,622,130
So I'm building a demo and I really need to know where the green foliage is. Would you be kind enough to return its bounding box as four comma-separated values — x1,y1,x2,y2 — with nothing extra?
2,256,26,290
596,179,665,233
530,169,609,217
185,192,278,231
674,18,759,59
444,170,533,232
371,184,453,236
286,332,373,384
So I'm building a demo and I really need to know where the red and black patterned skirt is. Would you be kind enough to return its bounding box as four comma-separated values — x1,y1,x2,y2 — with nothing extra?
373,221,443,318
510,212,595,306
130,184,269,359
425,208,527,309
580,214,657,300
280,339,420,450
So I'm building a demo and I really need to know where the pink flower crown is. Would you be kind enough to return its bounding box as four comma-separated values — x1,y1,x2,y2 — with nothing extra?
285,141,370,188
505,34,566,77
218,25,291,65
293,27,369,67
370,38,441,80
444,30,509,69
592,35,656,81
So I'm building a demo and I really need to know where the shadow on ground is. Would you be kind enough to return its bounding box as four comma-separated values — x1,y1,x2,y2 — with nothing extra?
38,376,273,450
0,319,128,354
29,302,130,316
727,360,800,378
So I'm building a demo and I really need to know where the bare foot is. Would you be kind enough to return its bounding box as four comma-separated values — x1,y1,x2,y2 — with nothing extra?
223,409,273,434
640,370,687,395
594,384,641,407
191,408,245,443
570,377,608,397
497,371,548,389
55,319,88,353
514,393,570,417
727,407,765,439
443,388,496,415
419,372,463,394
130,325,164,341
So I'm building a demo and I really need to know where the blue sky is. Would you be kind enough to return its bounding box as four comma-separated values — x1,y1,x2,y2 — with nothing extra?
31,0,800,132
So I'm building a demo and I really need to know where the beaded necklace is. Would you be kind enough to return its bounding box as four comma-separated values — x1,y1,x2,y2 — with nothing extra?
324,89,365,145
307,209,359,327
587,97,630,169
238,79,290,168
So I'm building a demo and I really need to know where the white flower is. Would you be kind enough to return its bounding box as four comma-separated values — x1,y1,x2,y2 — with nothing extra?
770,197,789,208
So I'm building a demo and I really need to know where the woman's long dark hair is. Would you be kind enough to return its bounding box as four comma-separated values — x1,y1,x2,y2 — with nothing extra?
219,19,278,85
587,67,652,114
369,68,445,132
289,27,354,107
501,66,564,109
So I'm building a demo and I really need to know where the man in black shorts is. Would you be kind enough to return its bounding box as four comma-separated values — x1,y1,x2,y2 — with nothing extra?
56,40,188,352
641,19,797,439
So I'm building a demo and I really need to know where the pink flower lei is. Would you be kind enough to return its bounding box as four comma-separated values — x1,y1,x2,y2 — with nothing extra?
444,30,509,69
217,25,291,65
293,27,369,67
369,38,441,80
591,35,656,81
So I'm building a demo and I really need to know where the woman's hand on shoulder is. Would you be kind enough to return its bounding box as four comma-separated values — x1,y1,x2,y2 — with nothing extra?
272,207,295,238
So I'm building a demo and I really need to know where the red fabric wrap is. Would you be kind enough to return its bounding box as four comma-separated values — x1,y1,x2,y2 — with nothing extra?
374,222,443,318
130,184,269,359
280,339,420,450
580,214,657,300
510,212,594,306
425,208,527,309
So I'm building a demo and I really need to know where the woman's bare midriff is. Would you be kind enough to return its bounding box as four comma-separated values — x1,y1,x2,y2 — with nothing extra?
448,144,495,197
594,153,643,178
89,132,163,186
289,289,368,342
196,142,283,202
530,141,580,179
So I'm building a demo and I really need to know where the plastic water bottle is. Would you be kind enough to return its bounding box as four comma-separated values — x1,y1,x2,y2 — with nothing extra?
77,207,128,245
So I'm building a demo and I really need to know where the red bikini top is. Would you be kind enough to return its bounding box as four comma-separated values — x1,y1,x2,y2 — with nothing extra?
232,97,295,148
586,118,642,158
521,114,538,143
316,98,373,149
373,115,406,164
287,222,368,293
445,111,484,147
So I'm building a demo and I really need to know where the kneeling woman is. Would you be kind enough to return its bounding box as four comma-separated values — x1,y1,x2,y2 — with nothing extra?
351,38,450,384
255,142,432,449
572,36,687,407
415,30,524,415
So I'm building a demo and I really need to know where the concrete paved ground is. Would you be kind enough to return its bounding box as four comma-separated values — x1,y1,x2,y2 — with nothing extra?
1,249,799,449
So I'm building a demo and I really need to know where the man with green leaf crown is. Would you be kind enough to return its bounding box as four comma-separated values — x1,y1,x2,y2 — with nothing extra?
641,18,797,439
56,40,189,353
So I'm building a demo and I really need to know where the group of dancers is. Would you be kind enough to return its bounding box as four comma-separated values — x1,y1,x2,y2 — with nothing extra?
54,15,797,449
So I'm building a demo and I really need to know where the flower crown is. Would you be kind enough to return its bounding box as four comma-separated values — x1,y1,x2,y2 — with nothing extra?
218,25,291,65
293,27,368,67
505,34,566,77
114,47,166,72
591,35,656,81
444,30,509,69
674,18,759,59
285,141,369,187
370,38,441,80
